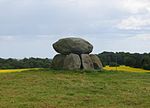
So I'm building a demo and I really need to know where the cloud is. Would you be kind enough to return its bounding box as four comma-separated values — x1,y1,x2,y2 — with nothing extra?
128,34,150,41
0,0,124,35
117,16,150,30
0,0,150,58
121,0,150,14
117,0,150,30
0,35,14,41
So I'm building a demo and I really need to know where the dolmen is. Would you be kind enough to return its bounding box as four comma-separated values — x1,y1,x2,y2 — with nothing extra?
51,37,103,70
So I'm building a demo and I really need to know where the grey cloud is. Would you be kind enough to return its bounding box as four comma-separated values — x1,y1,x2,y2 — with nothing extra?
0,0,150,58
0,0,128,36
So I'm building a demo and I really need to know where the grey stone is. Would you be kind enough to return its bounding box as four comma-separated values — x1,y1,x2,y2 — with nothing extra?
63,53,81,70
53,37,93,54
81,54,94,70
90,54,103,70
51,54,66,69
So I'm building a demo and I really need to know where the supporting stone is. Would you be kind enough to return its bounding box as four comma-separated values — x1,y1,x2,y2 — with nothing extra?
81,54,94,70
63,53,81,70
51,54,66,69
90,54,103,70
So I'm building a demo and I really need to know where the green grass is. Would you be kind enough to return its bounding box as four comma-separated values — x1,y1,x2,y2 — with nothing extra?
0,69,150,108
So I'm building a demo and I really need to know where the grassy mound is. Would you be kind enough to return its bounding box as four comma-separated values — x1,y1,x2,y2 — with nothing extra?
0,69,150,108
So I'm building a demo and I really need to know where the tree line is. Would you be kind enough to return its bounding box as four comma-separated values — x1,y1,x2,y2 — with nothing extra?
0,52,150,70
98,52,150,70
0,58,52,69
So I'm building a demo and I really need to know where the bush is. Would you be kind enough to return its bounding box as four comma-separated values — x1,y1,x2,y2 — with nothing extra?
109,62,119,67
142,64,150,70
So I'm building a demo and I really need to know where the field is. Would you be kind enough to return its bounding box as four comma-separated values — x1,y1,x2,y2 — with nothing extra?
0,68,150,108
104,65,150,73
0,68,39,73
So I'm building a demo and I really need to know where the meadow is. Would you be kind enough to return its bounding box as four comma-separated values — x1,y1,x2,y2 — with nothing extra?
0,68,40,73
104,65,150,73
0,67,150,108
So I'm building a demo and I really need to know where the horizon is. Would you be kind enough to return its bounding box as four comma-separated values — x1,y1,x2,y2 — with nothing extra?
0,0,150,58
1,51,150,59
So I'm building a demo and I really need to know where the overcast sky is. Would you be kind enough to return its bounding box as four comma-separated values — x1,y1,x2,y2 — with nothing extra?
0,0,150,58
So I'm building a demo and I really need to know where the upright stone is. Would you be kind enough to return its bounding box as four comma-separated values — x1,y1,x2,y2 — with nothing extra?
53,37,93,55
51,54,66,69
81,54,94,70
63,53,81,70
90,54,103,70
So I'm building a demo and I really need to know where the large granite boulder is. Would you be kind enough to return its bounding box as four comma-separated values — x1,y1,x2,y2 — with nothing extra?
63,53,81,70
90,54,103,70
53,37,93,55
51,54,66,69
81,54,94,70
